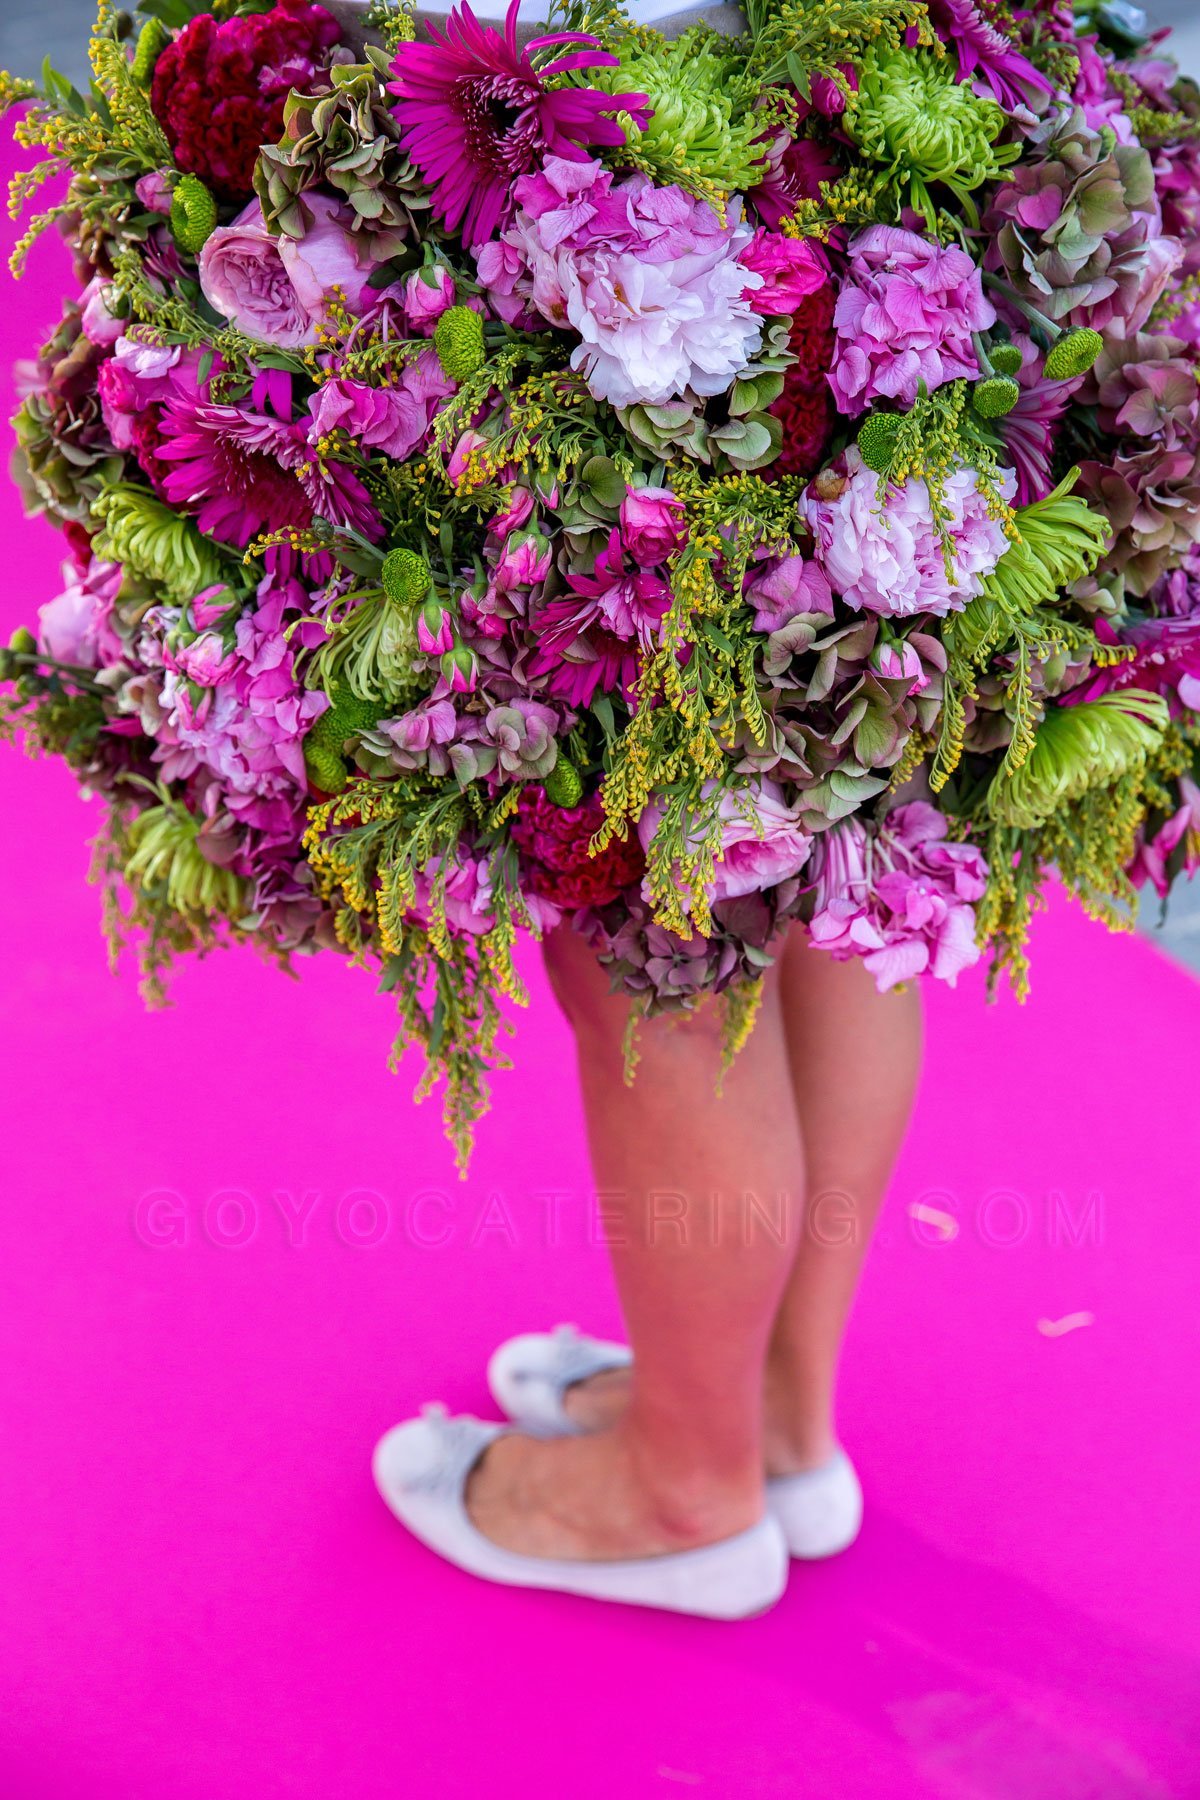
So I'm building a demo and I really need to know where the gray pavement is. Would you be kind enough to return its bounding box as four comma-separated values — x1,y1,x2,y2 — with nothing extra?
3,0,1199,970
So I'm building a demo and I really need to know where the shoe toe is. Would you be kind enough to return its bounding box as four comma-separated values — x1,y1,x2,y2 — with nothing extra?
372,1416,442,1500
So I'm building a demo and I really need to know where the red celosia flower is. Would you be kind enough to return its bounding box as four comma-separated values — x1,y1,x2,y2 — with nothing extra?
768,284,837,480
388,0,650,249
151,0,341,204
512,787,646,909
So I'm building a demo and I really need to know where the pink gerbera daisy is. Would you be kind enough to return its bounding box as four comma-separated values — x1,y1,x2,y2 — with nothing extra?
156,395,381,548
388,0,650,249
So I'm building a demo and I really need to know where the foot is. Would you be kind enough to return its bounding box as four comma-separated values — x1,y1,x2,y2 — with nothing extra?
562,1363,836,1479
465,1425,762,1563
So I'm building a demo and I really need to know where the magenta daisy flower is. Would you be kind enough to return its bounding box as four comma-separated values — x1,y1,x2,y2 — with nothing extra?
156,396,381,547
388,0,650,249
927,0,1054,111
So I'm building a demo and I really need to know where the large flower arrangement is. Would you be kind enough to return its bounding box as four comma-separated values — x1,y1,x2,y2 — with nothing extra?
2,0,1199,1161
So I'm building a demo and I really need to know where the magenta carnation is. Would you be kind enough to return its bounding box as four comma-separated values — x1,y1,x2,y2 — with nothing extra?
512,786,646,909
829,225,994,415
388,0,650,250
150,0,340,204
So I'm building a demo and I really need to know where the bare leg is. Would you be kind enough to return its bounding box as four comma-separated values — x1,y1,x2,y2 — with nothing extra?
465,923,806,1559
764,929,922,1474
556,930,922,1476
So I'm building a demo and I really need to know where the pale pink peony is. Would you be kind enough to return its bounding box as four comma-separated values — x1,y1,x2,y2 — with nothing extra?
481,156,764,409
802,449,1014,618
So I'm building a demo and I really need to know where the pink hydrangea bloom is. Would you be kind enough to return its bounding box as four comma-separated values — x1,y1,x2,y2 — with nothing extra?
479,156,764,409
744,553,833,633
801,449,1015,618
829,225,994,415
638,778,814,911
153,579,327,823
808,804,987,990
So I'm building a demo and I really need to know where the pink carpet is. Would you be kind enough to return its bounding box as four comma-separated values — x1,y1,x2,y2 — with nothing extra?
3,139,1199,1800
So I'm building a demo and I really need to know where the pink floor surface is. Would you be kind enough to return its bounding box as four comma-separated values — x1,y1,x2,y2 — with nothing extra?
3,140,1200,1800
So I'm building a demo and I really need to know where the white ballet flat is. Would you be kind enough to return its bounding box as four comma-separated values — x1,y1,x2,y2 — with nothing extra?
486,1327,864,1560
372,1407,789,1619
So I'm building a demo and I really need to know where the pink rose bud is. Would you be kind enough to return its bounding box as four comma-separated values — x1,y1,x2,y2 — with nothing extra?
871,640,928,694
441,645,477,693
135,170,175,216
619,486,686,567
498,528,552,587
403,264,456,335
79,276,124,348
489,486,535,538
191,584,237,629
446,429,486,487
417,597,455,656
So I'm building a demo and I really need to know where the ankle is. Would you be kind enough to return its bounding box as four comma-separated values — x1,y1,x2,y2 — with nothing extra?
618,1423,765,1546
762,1361,839,1477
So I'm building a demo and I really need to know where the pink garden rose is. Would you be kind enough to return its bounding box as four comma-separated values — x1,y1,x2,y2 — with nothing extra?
200,196,386,348
638,778,814,910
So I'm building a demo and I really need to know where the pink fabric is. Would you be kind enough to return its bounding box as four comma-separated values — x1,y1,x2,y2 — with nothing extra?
3,133,1200,1799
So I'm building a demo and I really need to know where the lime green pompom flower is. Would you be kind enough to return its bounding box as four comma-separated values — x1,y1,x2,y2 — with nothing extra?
169,174,219,255
434,307,485,382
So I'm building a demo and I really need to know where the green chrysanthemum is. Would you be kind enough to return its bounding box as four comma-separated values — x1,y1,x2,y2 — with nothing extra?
89,486,228,602
583,38,770,203
169,174,218,255
434,307,485,382
846,47,1019,227
125,803,249,923
988,690,1169,829
978,471,1112,614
